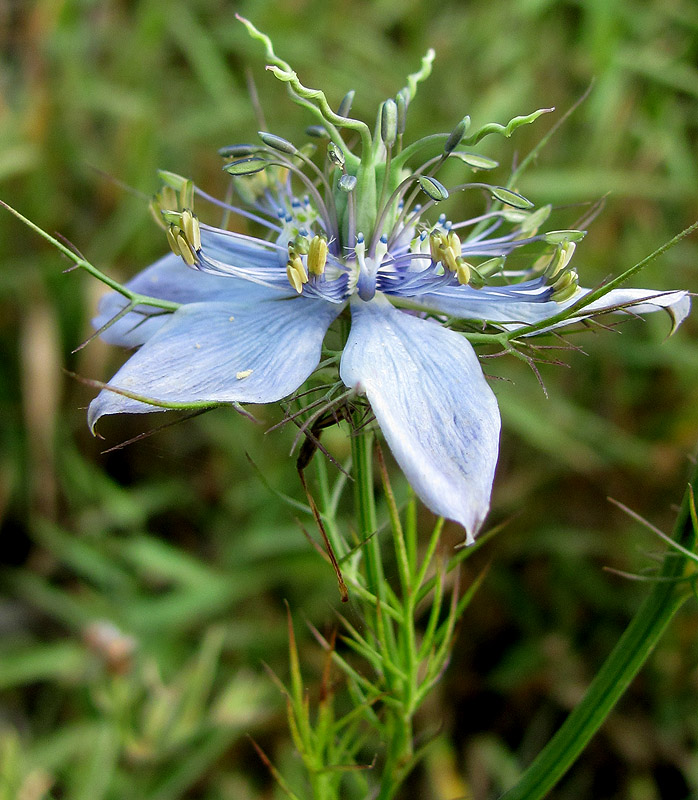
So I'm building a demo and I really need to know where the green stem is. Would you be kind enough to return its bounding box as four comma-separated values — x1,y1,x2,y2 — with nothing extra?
499,462,698,800
351,426,383,597
378,714,414,800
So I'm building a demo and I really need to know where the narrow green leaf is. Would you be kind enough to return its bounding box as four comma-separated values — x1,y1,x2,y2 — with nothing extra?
499,463,698,800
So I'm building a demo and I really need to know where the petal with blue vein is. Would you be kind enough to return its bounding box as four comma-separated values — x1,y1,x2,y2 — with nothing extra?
570,288,690,334
340,295,501,541
195,224,290,288
93,254,291,348
407,283,690,332
88,295,342,429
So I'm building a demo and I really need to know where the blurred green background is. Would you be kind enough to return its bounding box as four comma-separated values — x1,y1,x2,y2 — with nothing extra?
1,1,697,798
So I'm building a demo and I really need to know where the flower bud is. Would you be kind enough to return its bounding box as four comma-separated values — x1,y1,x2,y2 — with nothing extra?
396,88,409,135
444,117,468,155
223,158,268,176
381,98,398,147
306,125,328,138
337,90,355,118
489,186,534,210
418,176,449,201
258,131,297,155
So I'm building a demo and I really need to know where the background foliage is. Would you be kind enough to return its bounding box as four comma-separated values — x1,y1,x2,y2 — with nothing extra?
1,0,697,798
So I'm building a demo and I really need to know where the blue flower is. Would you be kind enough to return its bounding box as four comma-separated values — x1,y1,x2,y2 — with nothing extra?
88,29,690,541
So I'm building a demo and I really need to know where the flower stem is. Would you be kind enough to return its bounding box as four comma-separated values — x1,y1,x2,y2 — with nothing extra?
351,425,383,596
499,462,698,800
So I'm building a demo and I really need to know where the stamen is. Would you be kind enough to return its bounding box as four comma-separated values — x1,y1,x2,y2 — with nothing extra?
286,254,308,293
543,241,576,279
308,235,328,276
181,210,201,252
455,258,472,286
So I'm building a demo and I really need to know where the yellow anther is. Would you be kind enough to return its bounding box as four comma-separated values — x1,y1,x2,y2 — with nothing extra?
455,258,472,286
236,369,254,380
442,245,459,273
546,241,577,278
559,240,576,270
551,266,579,303
175,233,196,266
286,255,308,293
291,254,307,281
552,279,580,303
551,270,575,293
307,235,328,276
429,231,444,263
166,225,181,256
447,230,461,254
181,210,201,251
286,264,303,293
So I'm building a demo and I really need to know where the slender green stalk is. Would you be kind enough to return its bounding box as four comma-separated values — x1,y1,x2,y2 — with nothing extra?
500,462,698,800
350,427,382,596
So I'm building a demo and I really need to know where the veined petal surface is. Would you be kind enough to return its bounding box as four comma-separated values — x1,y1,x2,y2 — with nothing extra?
409,283,690,331
94,254,291,348
340,296,501,541
89,296,342,428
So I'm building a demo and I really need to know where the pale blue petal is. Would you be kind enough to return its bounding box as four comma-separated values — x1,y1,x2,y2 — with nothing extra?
340,295,501,541
88,296,342,428
573,288,690,334
195,225,290,289
93,254,290,348
409,283,690,331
